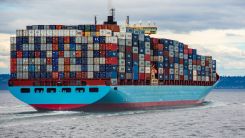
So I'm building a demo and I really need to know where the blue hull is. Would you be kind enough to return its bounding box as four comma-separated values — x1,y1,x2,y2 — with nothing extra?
8,84,217,111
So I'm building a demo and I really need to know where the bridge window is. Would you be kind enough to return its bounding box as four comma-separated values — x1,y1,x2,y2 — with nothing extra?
35,88,44,93
21,88,30,93
89,88,98,93
76,88,85,93
62,88,71,93
47,88,56,93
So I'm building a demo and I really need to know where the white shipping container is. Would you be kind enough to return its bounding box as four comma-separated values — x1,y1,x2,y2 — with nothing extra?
17,58,22,64
139,61,145,67
125,33,132,39
23,65,28,71
64,30,70,36
10,37,16,44
82,37,88,43
93,65,100,72
88,44,93,50
17,66,22,71
119,26,126,33
11,44,16,51
58,30,64,36
58,58,64,64
206,76,210,82
69,30,77,36
17,73,23,79
75,65,81,71
145,61,151,67
70,51,76,57
47,65,52,72
23,30,28,36
119,66,125,73
34,30,41,36
58,65,64,72
41,37,46,43
87,37,93,44
94,58,100,64
41,44,47,51
133,47,138,53
117,32,126,39
52,30,59,36
35,65,40,72
76,44,81,50
28,30,35,36
119,59,125,66
16,30,23,37
106,36,118,44
193,75,197,81
111,79,117,85
87,58,93,64
139,34,144,41
99,58,105,64
22,58,29,65
64,51,70,57
46,30,53,36
87,65,93,72
29,44,34,51
46,51,52,57
29,37,34,43
23,44,29,51
35,58,40,64
29,58,35,64
87,72,93,79
93,44,100,50
145,67,150,73
126,39,132,46
40,30,47,36
100,29,112,36
70,65,76,71
75,36,82,43
64,44,69,50
145,42,150,49
70,58,76,64
23,72,28,79
87,51,93,57
158,68,164,74
139,54,144,60
76,30,83,36
145,49,151,54
139,67,144,73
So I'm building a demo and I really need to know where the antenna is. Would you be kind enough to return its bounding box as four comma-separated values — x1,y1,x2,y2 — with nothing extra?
94,15,97,25
126,16,129,25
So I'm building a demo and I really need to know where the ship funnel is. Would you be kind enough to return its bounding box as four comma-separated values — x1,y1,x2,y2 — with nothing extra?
104,8,117,25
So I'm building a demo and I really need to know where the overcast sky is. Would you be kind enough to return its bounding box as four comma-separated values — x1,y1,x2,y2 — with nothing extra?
0,0,245,75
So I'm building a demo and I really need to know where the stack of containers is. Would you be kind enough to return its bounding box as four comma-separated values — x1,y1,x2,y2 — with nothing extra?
10,24,216,85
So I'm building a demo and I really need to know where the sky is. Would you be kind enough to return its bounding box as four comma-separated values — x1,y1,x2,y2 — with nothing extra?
0,0,245,76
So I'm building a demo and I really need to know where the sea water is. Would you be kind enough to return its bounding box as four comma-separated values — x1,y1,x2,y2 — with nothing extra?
0,89,245,138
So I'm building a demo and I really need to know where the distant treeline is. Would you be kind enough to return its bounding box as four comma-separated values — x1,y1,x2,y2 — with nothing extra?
0,74,245,90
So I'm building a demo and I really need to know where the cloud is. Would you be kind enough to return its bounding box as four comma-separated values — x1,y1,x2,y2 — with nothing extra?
152,29,245,76
0,0,245,33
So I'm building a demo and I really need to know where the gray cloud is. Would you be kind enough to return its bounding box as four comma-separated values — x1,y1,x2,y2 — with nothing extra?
0,0,245,33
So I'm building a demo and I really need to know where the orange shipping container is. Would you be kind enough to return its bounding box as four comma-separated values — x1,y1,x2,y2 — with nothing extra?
64,65,70,72
52,44,58,51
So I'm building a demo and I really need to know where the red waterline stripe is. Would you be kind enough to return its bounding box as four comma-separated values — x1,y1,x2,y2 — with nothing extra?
85,100,202,110
31,104,87,110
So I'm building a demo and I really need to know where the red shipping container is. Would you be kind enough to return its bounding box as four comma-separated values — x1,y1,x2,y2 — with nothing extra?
164,51,169,57
151,38,158,44
126,46,132,53
64,72,70,79
96,25,102,31
52,72,58,79
56,25,63,30
106,44,118,51
193,60,197,65
64,65,70,72
64,37,70,44
75,51,81,57
145,73,151,80
17,51,22,58
133,53,139,61
52,37,58,44
205,61,209,66
100,51,106,57
179,59,184,64
164,69,170,75
111,25,120,32
105,57,118,65
76,72,82,79
11,66,17,73
184,49,188,54
35,51,40,58
11,58,17,65
184,45,188,49
188,49,193,54
52,44,58,51
81,72,87,79
139,73,145,80
169,57,174,63
180,75,184,80
47,58,52,64
145,54,151,61
157,44,164,51
59,51,64,57
99,44,106,50
64,58,70,64
197,60,201,65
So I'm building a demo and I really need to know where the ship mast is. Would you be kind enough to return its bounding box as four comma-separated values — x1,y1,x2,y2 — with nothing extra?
104,0,117,24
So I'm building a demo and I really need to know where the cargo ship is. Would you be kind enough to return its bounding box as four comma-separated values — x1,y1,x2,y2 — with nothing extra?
8,9,219,111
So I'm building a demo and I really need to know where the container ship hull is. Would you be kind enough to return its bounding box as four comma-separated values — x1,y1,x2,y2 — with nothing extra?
9,84,217,111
